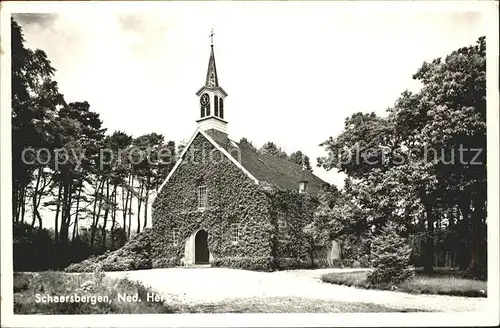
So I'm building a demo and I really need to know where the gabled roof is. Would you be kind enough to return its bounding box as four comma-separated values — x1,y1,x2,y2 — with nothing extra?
207,130,328,197
154,129,328,203
154,128,258,203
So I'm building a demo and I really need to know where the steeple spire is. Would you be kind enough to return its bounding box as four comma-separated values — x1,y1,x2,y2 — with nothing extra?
196,29,228,135
205,39,219,88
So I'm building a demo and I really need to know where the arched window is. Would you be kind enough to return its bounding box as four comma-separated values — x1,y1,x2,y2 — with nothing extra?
206,104,210,116
214,95,219,117
200,106,205,118
219,98,224,119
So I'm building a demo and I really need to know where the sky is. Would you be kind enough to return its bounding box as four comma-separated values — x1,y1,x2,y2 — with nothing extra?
12,2,487,190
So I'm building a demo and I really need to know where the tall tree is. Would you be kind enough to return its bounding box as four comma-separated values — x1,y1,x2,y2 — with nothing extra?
11,18,65,223
391,36,487,277
259,141,288,159
318,37,486,278
289,150,313,171
239,137,257,151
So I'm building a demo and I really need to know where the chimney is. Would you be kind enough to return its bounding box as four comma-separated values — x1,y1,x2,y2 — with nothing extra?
298,165,308,194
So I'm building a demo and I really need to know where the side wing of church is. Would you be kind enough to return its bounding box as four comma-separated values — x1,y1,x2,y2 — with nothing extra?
151,39,331,271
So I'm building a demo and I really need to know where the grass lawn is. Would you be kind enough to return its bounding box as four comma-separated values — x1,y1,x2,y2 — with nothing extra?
174,297,429,313
321,270,487,298
14,271,175,314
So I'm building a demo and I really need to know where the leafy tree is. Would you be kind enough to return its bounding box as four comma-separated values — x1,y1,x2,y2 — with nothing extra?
391,36,487,277
318,37,487,278
242,138,313,172
259,141,288,159
132,133,176,233
239,137,257,151
11,17,65,224
289,150,313,171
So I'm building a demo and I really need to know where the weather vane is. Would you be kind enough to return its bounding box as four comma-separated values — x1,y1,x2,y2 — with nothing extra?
209,28,215,46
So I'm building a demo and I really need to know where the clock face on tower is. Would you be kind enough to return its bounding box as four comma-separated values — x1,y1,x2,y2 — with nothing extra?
200,93,209,106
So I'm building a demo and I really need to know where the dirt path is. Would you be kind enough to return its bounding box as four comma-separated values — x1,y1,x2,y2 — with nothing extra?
106,268,488,312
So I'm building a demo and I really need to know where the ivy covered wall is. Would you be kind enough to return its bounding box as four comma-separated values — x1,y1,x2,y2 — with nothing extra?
265,187,320,269
151,133,275,270
152,132,324,271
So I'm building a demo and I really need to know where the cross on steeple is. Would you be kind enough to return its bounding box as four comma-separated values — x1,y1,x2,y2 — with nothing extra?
209,29,215,46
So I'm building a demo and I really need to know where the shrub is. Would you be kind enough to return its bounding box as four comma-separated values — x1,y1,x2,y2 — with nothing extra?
152,257,180,268
328,258,371,269
368,222,413,285
321,271,370,287
13,222,129,271
337,233,372,263
211,257,275,271
13,271,175,314
275,257,311,270
13,222,58,271
65,229,153,273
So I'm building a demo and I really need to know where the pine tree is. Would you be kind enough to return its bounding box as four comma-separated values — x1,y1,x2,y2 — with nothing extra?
368,222,414,285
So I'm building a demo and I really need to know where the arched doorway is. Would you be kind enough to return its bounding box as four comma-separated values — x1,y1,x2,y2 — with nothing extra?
194,229,209,264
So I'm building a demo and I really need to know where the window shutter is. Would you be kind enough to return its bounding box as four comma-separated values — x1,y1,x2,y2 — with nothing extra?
219,98,224,119
214,95,219,117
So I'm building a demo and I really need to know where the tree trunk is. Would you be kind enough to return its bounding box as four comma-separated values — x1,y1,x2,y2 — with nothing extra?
59,175,73,248
13,182,19,223
110,184,118,248
54,182,63,242
128,175,133,238
58,173,74,267
101,180,111,248
422,203,435,274
143,186,150,229
466,184,487,279
31,167,42,227
35,171,53,229
91,179,105,249
15,184,27,223
20,185,27,223
122,173,132,234
72,182,83,240
137,182,144,234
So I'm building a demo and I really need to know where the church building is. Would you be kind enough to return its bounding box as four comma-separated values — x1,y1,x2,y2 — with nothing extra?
151,37,330,271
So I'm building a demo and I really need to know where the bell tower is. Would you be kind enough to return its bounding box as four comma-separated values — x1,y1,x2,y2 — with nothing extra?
196,29,228,135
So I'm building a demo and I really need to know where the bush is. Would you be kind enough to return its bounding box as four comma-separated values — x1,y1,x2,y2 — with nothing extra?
368,222,414,285
65,229,153,273
328,258,370,269
321,270,369,287
211,257,275,271
13,222,58,271
275,257,311,270
337,233,372,263
13,222,129,271
152,257,181,268
13,270,175,314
